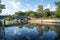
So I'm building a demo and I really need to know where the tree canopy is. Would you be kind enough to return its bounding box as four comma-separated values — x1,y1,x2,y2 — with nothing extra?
0,0,5,13
13,1,60,18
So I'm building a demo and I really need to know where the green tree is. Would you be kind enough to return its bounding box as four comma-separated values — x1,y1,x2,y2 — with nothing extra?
14,11,25,16
49,11,56,18
4,17,13,21
37,5,43,13
25,11,37,18
55,1,60,18
25,11,34,16
55,1,60,7
37,5,43,17
43,8,51,17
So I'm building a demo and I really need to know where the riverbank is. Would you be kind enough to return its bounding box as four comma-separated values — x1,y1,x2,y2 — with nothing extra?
28,18,60,25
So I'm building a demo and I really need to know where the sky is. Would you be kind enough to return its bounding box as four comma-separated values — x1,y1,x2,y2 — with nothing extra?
0,0,60,15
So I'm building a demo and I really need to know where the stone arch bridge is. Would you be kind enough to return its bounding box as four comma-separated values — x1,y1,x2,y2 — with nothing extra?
0,15,31,26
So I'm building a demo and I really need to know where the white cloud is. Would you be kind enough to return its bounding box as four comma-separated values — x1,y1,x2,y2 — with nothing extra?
1,0,24,15
0,8,14,15
10,1,21,9
33,5,38,12
21,9,26,12
33,8,37,12
50,7,56,11
44,4,51,9
44,4,56,11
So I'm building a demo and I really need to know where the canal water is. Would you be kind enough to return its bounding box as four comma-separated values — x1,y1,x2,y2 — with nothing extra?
0,24,60,40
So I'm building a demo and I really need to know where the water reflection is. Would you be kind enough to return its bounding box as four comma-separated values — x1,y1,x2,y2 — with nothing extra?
0,24,60,40
5,26,38,40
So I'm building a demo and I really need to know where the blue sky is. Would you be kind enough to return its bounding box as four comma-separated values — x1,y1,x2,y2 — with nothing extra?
0,0,60,15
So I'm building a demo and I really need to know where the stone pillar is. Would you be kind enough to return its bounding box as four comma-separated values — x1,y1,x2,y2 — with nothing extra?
2,20,6,26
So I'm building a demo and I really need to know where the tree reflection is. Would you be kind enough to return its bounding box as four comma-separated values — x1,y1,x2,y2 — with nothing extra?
53,26,60,40
36,25,50,37
16,23,60,40
37,27,43,37
43,25,50,32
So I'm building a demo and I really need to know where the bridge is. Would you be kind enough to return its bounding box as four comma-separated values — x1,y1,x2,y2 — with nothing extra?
0,15,30,19
0,15,31,26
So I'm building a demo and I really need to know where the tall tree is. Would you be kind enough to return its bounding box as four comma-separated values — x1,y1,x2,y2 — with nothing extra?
55,1,60,17
37,5,43,13
25,11,36,18
43,8,51,17
25,11,34,16
37,5,43,17
55,1,60,7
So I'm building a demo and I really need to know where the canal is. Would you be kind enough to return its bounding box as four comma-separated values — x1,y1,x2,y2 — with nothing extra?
0,23,60,40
